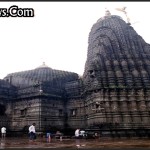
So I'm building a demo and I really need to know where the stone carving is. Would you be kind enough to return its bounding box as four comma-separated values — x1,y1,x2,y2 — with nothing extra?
83,14,150,133
0,13,149,137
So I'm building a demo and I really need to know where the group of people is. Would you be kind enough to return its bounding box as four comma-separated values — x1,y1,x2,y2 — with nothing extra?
1,123,36,140
1,124,36,141
1,123,86,146
28,123,62,142
75,128,85,138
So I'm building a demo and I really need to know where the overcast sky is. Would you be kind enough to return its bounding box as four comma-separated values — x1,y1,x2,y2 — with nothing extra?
0,2,149,79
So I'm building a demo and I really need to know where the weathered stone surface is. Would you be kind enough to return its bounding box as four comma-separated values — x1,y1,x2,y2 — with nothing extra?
83,15,150,132
0,14,150,137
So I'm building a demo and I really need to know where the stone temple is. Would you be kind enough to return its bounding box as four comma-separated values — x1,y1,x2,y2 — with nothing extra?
0,13,150,137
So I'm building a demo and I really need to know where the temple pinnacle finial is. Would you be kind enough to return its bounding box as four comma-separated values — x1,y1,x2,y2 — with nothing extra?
105,8,111,16
36,62,50,69
115,6,131,24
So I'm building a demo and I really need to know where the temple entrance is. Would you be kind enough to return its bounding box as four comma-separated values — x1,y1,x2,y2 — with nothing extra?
0,104,6,116
0,104,10,128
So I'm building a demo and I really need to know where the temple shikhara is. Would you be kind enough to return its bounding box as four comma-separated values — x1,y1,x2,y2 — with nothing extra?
0,11,150,137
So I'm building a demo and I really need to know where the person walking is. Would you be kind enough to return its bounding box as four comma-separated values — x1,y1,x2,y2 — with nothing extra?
75,128,80,147
1,127,6,139
29,123,36,141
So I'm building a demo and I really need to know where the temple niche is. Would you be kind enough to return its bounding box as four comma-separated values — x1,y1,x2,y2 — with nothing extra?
0,12,150,137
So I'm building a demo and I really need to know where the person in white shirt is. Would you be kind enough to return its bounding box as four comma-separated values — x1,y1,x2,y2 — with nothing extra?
75,129,80,147
75,129,80,138
29,123,36,140
1,127,6,139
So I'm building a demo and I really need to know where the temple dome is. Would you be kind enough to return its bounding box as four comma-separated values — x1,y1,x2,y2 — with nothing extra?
4,63,79,88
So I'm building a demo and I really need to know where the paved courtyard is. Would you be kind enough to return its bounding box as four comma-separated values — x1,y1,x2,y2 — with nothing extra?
1,137,150,149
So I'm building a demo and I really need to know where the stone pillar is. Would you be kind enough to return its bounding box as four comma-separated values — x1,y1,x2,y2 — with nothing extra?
119,89,131,127
109,89,118,123
104,89,111,123
127,89,139,125
101,70,108,88
137,89,149,124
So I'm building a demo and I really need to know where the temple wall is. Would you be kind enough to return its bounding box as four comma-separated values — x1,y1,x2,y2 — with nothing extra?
41,98,65,130
66,98,85,129
84,89,150,130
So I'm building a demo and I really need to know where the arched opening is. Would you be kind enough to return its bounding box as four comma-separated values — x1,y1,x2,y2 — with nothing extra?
0,104,6,116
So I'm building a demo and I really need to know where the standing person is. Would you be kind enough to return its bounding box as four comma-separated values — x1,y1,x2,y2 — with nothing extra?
46,132,51,142
29,123,36,141
75,128,80,138
75,128,80,147
1,127,6,139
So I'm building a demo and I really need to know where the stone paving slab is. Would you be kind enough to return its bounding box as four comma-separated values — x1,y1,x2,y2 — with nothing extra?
0,137,150,149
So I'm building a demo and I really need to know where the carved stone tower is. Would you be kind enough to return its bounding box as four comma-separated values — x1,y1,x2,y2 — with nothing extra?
83,14,150,135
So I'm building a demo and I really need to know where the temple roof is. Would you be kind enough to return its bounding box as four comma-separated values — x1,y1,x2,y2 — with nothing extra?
4,63,79,88
0,79,17,98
